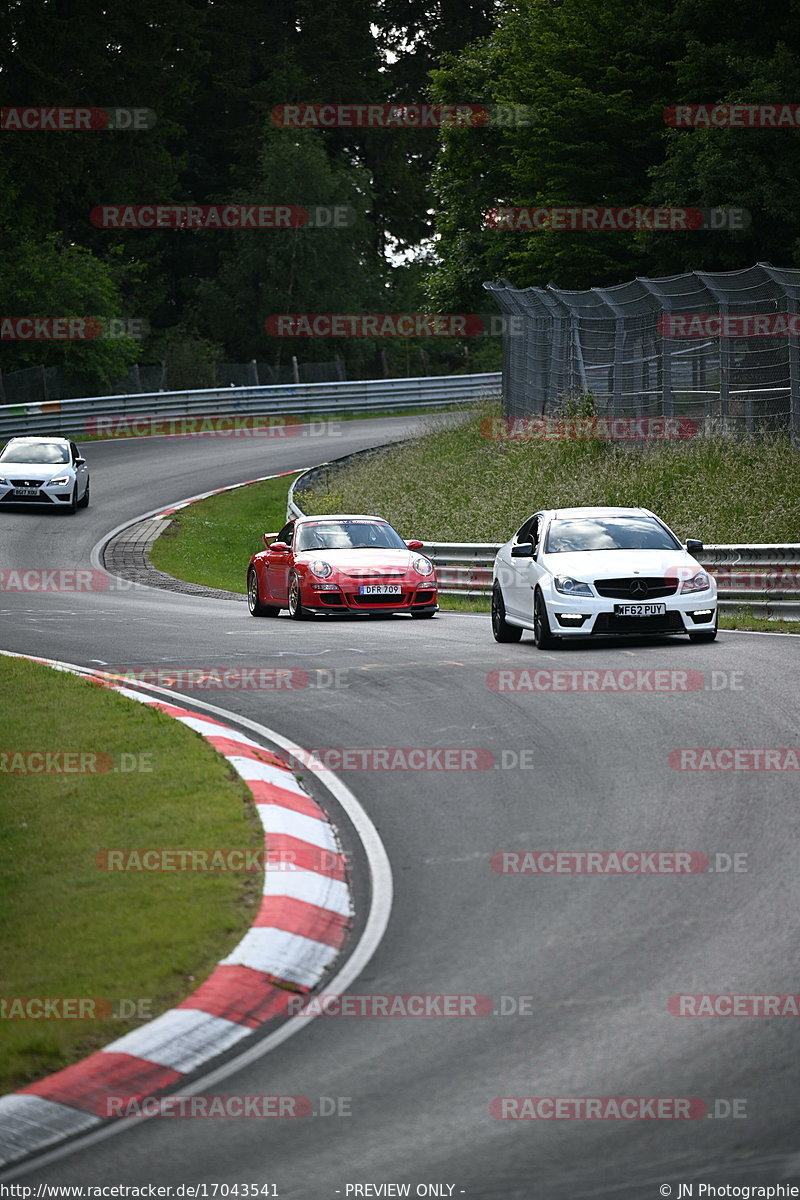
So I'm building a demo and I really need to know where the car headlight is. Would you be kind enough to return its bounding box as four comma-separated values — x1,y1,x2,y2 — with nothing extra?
47,476,70,486
412,556,433,576
0,477,8,487
553,575,592,596
308,560,332,578
680,571,711,593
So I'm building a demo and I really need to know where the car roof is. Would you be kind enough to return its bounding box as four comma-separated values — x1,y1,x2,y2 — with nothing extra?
296,514,390,523
5,435,71,445
547,506,656,520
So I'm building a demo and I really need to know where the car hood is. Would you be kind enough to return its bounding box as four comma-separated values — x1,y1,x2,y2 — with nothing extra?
296,548,425,575
0,461,73,481
539,547,704,580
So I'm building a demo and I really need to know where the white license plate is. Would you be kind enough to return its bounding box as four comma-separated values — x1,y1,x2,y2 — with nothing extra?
359,584,401,595
13,487,40,496
614,603,667,617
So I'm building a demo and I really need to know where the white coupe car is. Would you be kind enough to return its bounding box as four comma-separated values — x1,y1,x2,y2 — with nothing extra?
0,436,89,512
492,506,717,647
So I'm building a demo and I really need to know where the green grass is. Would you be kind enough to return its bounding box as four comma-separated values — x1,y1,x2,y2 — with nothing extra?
300,402,800,544
0,655,264,1094
719,606,800,634
149,472,301,593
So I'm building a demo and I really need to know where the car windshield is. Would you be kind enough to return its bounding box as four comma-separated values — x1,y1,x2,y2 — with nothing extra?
295,520,407,552
0,442,70,464
545,516,680,553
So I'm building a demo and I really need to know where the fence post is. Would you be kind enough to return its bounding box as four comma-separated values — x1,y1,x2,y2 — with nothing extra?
789,304,800,446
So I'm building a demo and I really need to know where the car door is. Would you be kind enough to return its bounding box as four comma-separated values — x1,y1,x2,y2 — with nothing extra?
265,520,295,602
504,513,542,618
70,442,88,498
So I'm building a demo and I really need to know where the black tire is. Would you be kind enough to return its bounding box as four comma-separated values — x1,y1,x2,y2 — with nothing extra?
247,568,280,617
411,609,437,619
689,616,718,643
533,588,557,650
66,485,78,514
492,583,523,643
287,572,308,621
77,478,90,508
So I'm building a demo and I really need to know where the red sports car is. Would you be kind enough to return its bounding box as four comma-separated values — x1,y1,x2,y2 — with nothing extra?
247,514,439,620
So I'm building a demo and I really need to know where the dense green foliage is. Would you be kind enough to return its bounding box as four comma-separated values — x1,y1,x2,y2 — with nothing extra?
4,1,800,387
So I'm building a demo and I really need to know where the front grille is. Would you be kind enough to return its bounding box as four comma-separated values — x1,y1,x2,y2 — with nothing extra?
10,479,46,487
351,593,409,606
594,577,679,599
2,492,51,503
414,591,436,603
593,611,684,635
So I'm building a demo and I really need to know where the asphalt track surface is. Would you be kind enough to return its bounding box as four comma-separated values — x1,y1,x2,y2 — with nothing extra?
2,415,800,1198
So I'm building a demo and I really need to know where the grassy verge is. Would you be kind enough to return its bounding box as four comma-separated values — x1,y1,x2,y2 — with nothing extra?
0,655,263,1094
719,606,800,634
300,402,800,543
149,472,301,592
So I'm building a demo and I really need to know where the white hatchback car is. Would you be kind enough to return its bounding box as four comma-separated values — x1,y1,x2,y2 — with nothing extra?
0,436,89,512
492,506,717,647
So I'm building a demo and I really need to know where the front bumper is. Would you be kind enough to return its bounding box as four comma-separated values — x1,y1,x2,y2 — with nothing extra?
544,590,717,637
0,486,74,505
302,584,438,614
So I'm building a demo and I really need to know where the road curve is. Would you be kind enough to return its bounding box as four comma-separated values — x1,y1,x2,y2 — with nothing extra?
2,415,800,1198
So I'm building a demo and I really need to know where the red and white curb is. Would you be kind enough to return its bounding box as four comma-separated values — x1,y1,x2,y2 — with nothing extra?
0,655,353,1168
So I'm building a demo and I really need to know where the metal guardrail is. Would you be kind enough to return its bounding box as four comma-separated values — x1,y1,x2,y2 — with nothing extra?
0,373,501,438
288,468,800,620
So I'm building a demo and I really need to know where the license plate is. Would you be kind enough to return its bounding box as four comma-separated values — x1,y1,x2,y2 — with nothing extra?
614,603,667,617
13,487,40,496
359,584,401,595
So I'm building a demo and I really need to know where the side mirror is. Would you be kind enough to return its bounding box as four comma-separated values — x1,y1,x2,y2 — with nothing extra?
685,539,703,555
269,541,290,553
75,457,86,467
406,539,424,550
511,542,534,558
